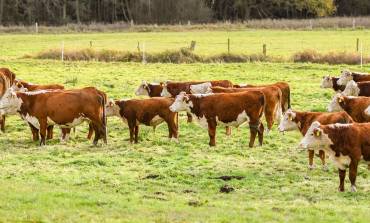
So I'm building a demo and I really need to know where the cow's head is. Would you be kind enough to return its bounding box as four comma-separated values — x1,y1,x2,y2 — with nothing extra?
190,82,212,94
320,75,333,88
342,80,360,96
160,82,171,97
0,89,22,115
278,109,298,132
327,93,344,112
299,121,332,150
105,99,121,117
135,81,151,96
10,80,27,92
337,70,352,86
169,92,192,112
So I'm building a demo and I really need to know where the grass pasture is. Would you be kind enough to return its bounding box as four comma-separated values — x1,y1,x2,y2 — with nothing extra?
0,30,370,222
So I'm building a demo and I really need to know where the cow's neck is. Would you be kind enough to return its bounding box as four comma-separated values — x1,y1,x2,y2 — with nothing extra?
188,97,202,117
332,78,345,92
293,111,309,135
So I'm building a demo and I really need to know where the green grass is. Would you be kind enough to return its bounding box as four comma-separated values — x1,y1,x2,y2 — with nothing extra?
0,31,369,222
1,30,370,60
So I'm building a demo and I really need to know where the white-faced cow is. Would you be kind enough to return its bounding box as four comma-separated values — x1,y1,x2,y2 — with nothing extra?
106,97,178,143
328,94,370,123
169,91,265,147
340,80,370,97
0,68,16,132
278,109,353,170
337,70,370,86
0,87,107,145
135,81,164,97
320,75,345,92
299,121,370,192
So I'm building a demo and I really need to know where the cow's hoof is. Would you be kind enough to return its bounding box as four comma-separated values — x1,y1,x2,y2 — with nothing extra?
338,187,345,192
170,137,179,143
308,165,315,170
322,164,329,172
351,185,357,192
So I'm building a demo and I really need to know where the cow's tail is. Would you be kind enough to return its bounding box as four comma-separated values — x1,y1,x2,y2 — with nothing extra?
287,87,291,110
259,93,266,119
99,93,107,144
275,91,283,123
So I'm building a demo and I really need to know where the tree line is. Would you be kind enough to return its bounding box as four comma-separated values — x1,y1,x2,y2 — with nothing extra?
0,0,369,26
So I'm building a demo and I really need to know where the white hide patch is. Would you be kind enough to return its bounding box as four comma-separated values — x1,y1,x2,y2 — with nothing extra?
150,115,164,127
194,115,209,129
192,93,214,98
59,117,86,128
365,105,370,116
23,90,52,95
216,110,250,127
160,86,172,97
326,149,351,170
238,84,248,87
23,114,40,129
190,82,212,94
342,80,360,96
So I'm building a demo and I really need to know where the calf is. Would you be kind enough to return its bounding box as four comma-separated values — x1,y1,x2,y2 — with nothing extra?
208,86,282,132
169,91,265,148
299,121,370,192
106,97,178,143
0,87,107,145
320,76,345,92
328,94,370,123
337,70,370,86
341,80,370,97
135,81,164,97
278,109,353,170
234,82,290,112
0,68,16,132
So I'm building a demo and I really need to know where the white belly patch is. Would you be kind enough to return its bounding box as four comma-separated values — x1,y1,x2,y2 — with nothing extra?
22,114,40,129
217,110,249,127
328,152,351,170
58,117,86,128
150,115,164,127
194,115,209,129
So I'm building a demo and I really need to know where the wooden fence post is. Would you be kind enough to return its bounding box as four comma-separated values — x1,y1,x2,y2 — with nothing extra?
263,44,267,56
228,38,230,54
356,38,359,52
137,41,141,53
35,22,38,33
90,41,92,47
142,42,147,64
189,41,196,51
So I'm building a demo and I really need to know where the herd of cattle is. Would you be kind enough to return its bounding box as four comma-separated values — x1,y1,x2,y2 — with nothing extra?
0,67,369,193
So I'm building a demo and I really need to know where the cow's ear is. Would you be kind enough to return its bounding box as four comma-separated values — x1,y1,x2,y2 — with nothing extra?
313,128,322,137
184,95,190,102
337,96,344,103
288,115,293,121
160,82,164,87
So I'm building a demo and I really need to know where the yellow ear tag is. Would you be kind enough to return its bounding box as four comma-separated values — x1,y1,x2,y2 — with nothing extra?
314,130,321,137
338,97,343,103
288,116,293,121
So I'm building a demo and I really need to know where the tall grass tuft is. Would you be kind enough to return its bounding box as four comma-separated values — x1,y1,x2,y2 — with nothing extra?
293,50,369,65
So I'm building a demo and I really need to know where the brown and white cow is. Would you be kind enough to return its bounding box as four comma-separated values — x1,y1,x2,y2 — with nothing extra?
337,70,370,86
340,80,370,97
234,82,290,112
320,75,345,92
328,94,370,123
135,81,164,97
0,68,16,132
278,109,353,170
169,91,265,147
299,121,370,192
106,97,178,143
208,86,282,132
0,87,107,145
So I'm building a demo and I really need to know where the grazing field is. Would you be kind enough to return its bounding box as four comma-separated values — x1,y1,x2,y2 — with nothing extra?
0,31,370,222
1,30,370,60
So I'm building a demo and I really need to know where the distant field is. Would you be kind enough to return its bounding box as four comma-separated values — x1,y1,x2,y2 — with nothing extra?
1,30,370,59
0,29,370,222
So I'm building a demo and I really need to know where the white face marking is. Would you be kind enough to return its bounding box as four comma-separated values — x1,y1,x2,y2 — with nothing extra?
106,100,121,117
169,92,192,112
320,76,333,88
190,82,212,94
160,85,172,97
135,81,149,96
150,115,164,127
0,89,23,115
216,110,250,127
337,70,352,86
342,80,360,96
327,94,343,112
278,109,298,132
299,121,333,150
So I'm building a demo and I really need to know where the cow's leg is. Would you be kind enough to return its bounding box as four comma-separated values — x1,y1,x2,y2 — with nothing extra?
308,150,315,170
257,122,264,146
167,118,178,142
186,112,193,123
128,121,135,144
91,123,101,146
249,125,257,148
60,128,71,142
208,120,217,146
87,122,94,140
225,126,232,136
47,125,54,140
39,119,47,146
349,160,358,192
319,150,328,171
264,106,274,133
0,115,5,132
134,125,139,144
338,169,346,192
29,123,39,141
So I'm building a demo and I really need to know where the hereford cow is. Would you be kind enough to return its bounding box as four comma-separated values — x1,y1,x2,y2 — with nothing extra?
234,82,290,112
299,121,370,192
135,81,164,97
337,70,370,86
328,94,370,123
320,75,345,92
0,68,16,132
106,97,178,143
0,87,107,145
208,86,282,132
169,91,265,147
340,80,370,97
278,109,353,170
